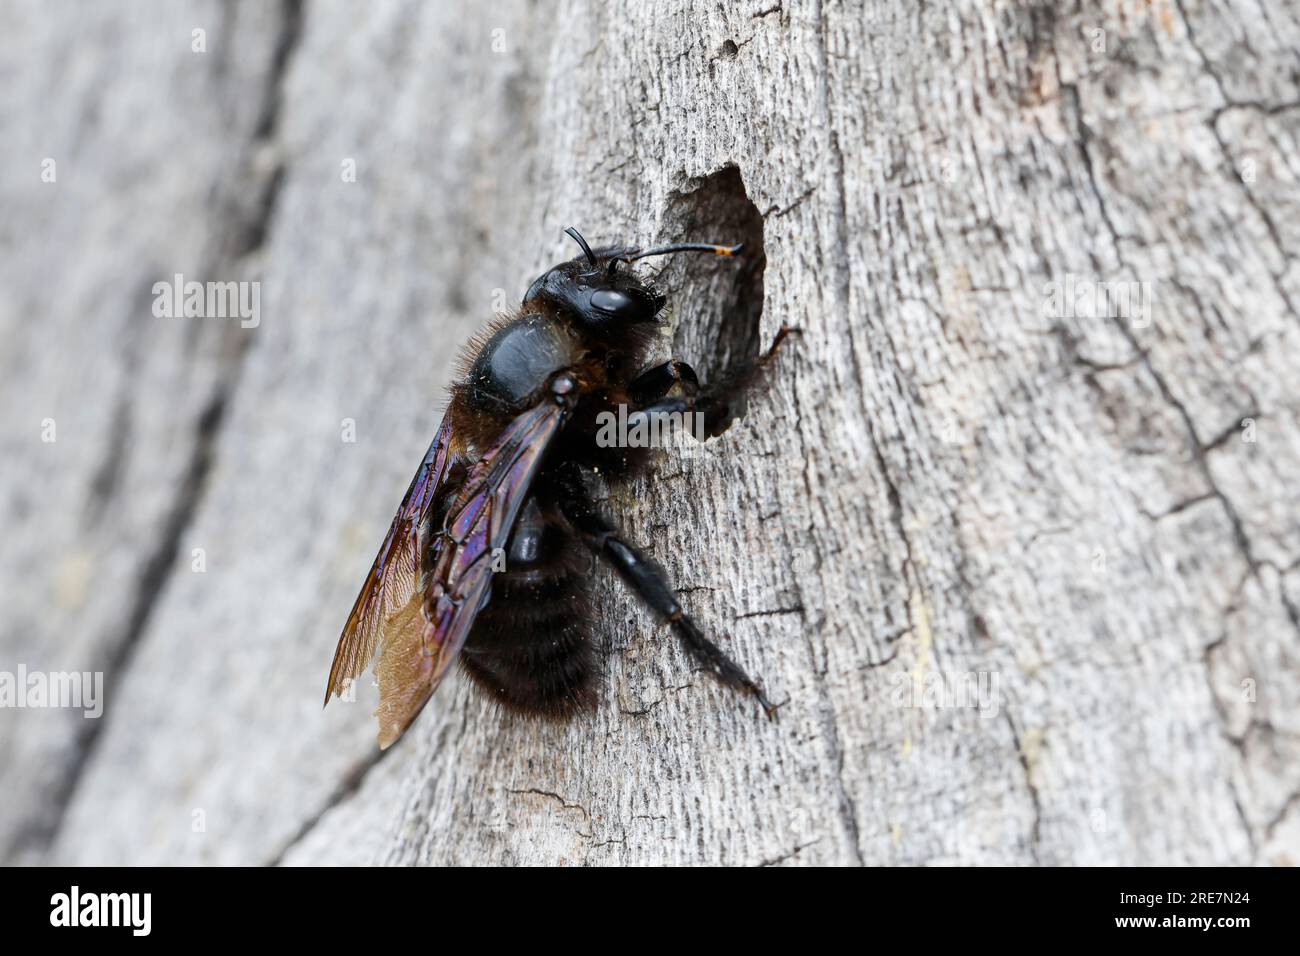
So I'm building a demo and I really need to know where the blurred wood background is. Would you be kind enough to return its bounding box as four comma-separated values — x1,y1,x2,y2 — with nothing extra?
1,0,1298,865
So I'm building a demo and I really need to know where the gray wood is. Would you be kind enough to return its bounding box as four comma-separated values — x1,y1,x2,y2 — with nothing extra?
1,0,1296,866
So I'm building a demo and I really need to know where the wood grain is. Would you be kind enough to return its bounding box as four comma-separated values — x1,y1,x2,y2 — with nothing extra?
1,0,1296,866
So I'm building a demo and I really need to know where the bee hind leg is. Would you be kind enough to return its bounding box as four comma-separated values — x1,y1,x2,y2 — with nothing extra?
553,472,778,719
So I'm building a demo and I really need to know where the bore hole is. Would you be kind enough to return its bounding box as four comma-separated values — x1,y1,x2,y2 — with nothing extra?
650,165,765,433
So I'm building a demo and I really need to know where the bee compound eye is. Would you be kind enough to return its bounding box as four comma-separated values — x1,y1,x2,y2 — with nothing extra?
589,288,635,315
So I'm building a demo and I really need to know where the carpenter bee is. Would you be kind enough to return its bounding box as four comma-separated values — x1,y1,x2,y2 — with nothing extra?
325,227,794,748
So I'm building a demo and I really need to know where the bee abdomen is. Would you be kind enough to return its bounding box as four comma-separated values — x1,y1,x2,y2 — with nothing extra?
461,593,597,716
461,620,596,716
458,497,597,715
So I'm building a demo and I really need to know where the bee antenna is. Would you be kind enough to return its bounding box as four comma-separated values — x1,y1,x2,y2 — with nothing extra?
563,227,598,268
607,241,745,274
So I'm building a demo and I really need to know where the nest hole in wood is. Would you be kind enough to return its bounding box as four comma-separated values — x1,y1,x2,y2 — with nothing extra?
648,165,766,434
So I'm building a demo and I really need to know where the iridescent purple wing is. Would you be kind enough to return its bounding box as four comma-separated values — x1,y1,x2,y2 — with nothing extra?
324,414,459,705
373,399,567,748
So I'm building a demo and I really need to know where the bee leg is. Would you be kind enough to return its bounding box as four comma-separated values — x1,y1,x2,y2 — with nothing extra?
628,326,800,438
554,477,778,719
594,527,778,719
628,360,700,405
626,395,733,441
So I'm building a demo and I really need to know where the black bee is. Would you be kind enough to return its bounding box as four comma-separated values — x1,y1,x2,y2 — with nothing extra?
325,227,794,748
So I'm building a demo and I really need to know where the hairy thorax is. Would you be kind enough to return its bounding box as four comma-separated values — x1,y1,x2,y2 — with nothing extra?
451,310,654,477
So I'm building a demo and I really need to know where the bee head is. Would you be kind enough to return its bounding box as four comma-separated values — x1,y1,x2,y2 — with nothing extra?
522,227,743,336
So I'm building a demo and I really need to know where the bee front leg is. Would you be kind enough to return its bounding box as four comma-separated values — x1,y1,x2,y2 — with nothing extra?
628,359,700,405
628,326,799,438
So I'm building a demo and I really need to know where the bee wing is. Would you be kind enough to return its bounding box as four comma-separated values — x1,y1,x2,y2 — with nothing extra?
373,398,568,748
324,414,459,705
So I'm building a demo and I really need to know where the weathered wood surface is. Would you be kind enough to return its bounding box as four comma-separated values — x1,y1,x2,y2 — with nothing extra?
2,0,1298,866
